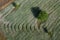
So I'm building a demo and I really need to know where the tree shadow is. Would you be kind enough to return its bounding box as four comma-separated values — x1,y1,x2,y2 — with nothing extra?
31,7,41,18
42,27,48,33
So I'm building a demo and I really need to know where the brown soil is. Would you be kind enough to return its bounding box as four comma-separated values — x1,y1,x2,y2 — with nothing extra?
0,0,14,10
0,31,7,40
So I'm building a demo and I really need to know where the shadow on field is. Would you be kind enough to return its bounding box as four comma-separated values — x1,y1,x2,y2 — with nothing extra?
31,7,41,18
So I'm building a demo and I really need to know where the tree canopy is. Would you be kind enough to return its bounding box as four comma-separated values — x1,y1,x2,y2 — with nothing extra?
37,10,48,22
31,7,48,23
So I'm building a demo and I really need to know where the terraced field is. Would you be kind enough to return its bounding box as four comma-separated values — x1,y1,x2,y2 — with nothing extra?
0,0,60,40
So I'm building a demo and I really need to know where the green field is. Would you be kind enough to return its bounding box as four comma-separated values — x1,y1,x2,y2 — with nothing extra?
0,0,60,40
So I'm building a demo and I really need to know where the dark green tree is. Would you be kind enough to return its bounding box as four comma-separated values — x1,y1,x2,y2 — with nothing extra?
12,2,20,9
31,7,48,29
37,10,48,22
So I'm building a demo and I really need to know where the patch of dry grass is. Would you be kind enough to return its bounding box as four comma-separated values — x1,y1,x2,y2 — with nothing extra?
0,31,7,40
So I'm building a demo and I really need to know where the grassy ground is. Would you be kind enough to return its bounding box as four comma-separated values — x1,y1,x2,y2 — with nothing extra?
0,0,60,40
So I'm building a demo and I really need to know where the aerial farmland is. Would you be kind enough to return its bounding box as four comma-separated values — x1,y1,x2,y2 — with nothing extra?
0,0,60,40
